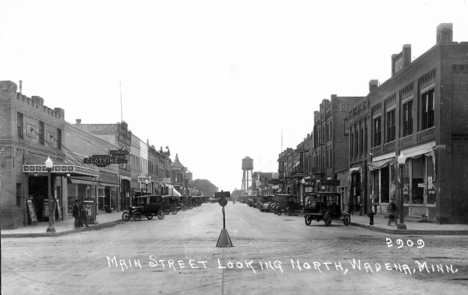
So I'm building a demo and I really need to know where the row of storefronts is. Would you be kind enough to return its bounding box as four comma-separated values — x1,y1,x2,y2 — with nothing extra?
275,24,468,224
0,81,192,229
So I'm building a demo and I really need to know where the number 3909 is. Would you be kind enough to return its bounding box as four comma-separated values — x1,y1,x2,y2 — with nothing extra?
386,238,425,248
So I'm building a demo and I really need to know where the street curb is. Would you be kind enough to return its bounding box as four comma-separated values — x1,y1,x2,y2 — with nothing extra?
350,222,468,235
1,220,124,238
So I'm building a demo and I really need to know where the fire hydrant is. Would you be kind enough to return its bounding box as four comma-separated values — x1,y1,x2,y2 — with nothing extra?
367,212,375,225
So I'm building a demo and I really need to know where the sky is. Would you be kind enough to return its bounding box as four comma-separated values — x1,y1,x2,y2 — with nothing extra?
1,0,467,192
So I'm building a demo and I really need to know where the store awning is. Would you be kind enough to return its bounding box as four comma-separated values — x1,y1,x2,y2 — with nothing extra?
68,178,119,188
293,161,300,168
368,158,394,171
23,164,99,177
163,184,182,197
401,141,435,159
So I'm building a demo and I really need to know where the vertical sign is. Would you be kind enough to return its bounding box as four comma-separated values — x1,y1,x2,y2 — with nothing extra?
27,199,38,224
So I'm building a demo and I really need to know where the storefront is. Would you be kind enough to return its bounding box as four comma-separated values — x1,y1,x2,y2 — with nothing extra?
368,152,396,214
400,141,436,219
22,164,99,224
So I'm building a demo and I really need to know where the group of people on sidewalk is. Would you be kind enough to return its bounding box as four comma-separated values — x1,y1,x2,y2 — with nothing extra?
72,199,89,229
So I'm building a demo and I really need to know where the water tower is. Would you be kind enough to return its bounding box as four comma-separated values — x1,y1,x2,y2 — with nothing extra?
241,157,254,194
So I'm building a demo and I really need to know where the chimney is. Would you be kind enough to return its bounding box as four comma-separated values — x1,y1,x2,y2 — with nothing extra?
76,119,81,125
391,45,411,76
369,80,379,92
437,23,453,43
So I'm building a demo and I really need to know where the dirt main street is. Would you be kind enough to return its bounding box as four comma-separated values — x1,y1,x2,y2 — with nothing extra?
2,203,467,294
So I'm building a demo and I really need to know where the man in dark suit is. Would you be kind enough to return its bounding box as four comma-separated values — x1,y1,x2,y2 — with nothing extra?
73,200,80,229
79,198,89,227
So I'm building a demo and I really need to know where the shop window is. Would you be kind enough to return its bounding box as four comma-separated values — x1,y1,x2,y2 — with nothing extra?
381,167,390,203
364,120,368,154
373,116,381,147
350,133,354,159
359,126,363,156
403,162,410,204
386,109,396,142
421,89,435,130
402,100,413,137
372,171,380,203
16,183,22,207
411,157,424,204
426,156,435,204
17,112,24,139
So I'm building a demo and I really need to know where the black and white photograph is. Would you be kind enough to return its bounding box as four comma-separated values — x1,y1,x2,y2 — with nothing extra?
1,0,468,294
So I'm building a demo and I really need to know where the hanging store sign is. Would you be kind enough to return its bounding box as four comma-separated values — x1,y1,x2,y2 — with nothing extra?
321,180,340,186
84,155,127,167
110,148,129,155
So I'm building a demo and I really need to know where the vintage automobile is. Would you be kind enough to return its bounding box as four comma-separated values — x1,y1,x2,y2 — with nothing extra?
161,196,180,214
273,194,303,216
121,195,166,221
247,196,258,207
303,191,351,226
258,195,274,211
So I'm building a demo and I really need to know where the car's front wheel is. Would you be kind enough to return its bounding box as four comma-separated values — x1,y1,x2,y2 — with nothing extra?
305,216,312,226
171,206,178,215
146,213,154,220
122,212,130,222
343,214,351,226
157,210,165,220
324,213,332,226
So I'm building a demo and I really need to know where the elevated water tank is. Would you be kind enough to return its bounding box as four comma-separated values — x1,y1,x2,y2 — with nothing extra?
242,157,253,170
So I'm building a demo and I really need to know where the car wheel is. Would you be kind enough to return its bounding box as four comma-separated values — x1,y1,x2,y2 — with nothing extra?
324,213,332,226
343,214,351,226
157,210,165,220
277,211,282,216
288,209,293,216
305,216,312,226
294,211,299,216
171,206,178,215
121,212,130,222
146,213,154,220
133,211,142,221
181,204,186,211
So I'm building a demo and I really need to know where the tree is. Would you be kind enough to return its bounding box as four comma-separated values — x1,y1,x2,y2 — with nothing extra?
193,179,218,197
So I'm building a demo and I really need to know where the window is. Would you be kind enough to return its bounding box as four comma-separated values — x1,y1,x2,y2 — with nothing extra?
17,112,24,139
328,149,332,167
422,89,434,130
364,119,368,155
386,109,396,142
328,121,332,141
402,100,413,137
39,121,44,145
16,183,22,207
350,133,354,159
344,118,349,136
57,128,62,150
359,123,363,156
354,126,358,158
373,117,381,147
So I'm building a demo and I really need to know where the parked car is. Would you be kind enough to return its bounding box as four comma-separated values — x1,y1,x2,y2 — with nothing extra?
273,194,303,216
303,192,351,226
121,195,165,221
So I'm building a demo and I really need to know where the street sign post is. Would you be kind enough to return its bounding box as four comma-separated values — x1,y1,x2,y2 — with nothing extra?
216,190,233,248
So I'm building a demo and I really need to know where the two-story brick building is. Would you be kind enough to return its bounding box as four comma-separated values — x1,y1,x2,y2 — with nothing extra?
351,24,468,223
0,81,98,229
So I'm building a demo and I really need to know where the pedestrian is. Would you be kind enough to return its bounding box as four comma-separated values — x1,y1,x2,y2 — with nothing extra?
73,200,80,229
79,199,89,227
388,196,398,226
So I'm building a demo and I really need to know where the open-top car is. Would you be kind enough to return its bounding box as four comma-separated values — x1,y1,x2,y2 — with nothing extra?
161,196,180,214
303,191,350,226
122,195,165,221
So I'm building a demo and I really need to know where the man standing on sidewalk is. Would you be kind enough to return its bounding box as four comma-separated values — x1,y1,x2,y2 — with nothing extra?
73,200,80,229
79,198,89,227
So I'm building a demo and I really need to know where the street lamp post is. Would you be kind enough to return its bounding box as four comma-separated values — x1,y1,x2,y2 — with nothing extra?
45,157,56,233
145,179,149,195
397,153,407,230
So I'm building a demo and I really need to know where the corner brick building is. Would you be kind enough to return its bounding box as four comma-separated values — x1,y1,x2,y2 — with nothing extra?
349,24,468,223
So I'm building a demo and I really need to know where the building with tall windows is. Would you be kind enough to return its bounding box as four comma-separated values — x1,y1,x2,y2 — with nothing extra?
353,24,468,223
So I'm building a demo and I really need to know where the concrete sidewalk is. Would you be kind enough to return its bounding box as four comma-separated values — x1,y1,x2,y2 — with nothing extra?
1,211,124,238
349,213,468,235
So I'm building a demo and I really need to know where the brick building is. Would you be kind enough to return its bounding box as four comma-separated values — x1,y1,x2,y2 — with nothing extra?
0,81,98,229
351,24,468,223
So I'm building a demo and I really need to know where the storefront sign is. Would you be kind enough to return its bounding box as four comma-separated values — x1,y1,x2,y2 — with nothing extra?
153,177,171,184
138,176,151,183
110,148,129,155
23,165,99,177
84,155,127,167
27,199,37,224
322,180,340,186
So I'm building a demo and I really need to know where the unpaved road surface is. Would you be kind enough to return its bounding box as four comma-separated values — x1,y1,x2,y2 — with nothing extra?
2,203,468,294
